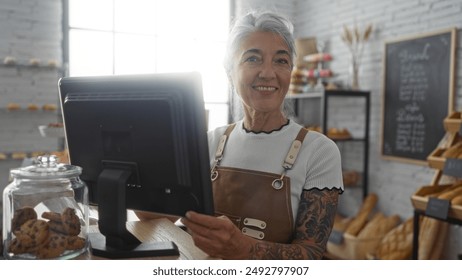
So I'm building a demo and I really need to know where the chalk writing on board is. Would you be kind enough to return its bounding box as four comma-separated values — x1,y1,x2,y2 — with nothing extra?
393,42,431,154
382,28,455,163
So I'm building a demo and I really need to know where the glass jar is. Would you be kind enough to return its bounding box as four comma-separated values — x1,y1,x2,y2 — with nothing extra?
2,155,89,259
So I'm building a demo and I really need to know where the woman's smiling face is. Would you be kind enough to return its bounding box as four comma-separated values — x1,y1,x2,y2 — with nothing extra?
230,31,293,115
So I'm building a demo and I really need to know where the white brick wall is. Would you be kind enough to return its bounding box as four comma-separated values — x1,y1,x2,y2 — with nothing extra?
235,0,462,259
1,0,461,259
0,0,63,192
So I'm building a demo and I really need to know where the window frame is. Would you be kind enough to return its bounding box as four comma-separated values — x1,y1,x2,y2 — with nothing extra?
61,0,233,128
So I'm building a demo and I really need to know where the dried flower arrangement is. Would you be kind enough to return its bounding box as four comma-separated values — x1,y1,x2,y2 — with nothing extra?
341,24,373,89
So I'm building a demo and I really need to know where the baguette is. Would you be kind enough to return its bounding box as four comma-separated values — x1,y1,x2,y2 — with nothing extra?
442,141,462,158
357,212,400,239
345,193,378,236
426,182,462,198
426,189,448,198
451,194,462,206
333,214,353,232
357,212,385,238
429,221,449,260
438,186,462,200
418,217,447,260
375,218,414,260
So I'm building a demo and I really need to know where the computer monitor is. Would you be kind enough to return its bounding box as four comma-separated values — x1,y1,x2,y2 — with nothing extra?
58,72,214,258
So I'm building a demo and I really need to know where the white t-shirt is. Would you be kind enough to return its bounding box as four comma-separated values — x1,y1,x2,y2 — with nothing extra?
208,119,344,220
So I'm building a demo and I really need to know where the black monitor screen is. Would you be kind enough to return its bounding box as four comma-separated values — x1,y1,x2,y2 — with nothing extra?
58,72,213,258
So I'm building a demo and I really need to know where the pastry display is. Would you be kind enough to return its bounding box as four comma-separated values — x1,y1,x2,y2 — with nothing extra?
305,125,322,133
342,170,360,187
42,103,57,111
303,52,333,63
11,152,27,160
7,103,21,111
327,127,352,139
29,58,41,66
47,59,58,68
4,56,16,65
27,104,39,111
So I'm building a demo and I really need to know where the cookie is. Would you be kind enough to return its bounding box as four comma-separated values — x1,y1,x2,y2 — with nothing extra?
8,238,37,255
47,220,67,234
12,207,37,231
61,207,80,236
14,219,50,248
36,232,67,259
66,236,86,250
41,211,62,223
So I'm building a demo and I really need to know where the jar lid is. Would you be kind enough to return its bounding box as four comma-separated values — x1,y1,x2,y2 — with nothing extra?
10,155,82,179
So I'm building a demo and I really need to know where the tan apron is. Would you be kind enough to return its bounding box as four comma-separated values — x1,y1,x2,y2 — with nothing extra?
211,123,309,243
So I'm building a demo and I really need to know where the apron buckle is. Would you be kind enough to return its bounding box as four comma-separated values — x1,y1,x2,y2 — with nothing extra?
242,227,265,240
211,170,219,181
272,173,285,190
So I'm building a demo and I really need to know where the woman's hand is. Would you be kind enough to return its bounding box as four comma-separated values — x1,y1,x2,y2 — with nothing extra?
181,211,255,259
182,189,339,260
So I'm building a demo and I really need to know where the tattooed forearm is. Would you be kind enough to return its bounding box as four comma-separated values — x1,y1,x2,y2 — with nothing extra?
248,188,339,260
249,242,304,259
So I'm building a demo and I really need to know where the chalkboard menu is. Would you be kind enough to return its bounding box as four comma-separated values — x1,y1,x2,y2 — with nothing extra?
381,28,456,164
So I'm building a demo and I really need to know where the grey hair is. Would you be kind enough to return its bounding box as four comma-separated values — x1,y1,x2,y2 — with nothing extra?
225,11,297,121
223,10,297,76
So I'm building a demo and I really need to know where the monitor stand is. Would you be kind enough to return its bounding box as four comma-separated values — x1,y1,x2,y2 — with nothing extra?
89,168,179,259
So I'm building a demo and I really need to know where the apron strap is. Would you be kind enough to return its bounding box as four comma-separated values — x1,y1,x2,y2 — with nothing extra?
282,128,309,170
272,128,309,189
211,123,236,181
214,123,309,169
214,123,236,160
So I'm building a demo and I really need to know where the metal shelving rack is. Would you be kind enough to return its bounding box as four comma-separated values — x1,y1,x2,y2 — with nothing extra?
323,89,370,198
287,89,370,198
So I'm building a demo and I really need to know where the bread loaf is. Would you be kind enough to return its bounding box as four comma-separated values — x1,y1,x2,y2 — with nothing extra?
7,103,21,111
425,182,462,198
429,221,449,260
418,217,448,260
345,193,378,236
442,141,462,158
358,213,401,239
357,212,385,238
451,194,462,206
375,218,414,260
333,214,352,232
438,186,462,200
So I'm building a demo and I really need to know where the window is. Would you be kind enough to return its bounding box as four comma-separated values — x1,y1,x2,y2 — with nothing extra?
66,0,230,130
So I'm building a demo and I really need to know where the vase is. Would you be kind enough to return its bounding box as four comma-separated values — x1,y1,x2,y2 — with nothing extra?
350,58,360,90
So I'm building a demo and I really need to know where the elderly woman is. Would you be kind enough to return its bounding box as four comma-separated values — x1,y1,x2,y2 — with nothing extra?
181,10,344,259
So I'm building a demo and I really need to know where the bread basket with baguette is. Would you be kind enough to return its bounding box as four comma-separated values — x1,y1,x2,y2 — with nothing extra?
326,193,401,259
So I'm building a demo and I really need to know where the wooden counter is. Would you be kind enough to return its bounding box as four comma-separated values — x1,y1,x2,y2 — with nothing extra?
83,218,214,260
